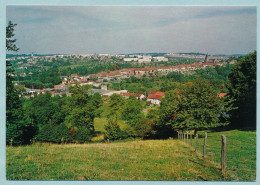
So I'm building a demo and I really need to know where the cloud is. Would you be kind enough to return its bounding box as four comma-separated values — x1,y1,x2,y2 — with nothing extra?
6,6,256,55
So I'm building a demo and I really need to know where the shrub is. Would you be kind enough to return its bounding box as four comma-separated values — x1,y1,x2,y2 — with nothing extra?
104,116,127,140
124,118,153,138
6,122,24,145
37,123,70,143
75,126,92,143
36,124,55,142
57,123,70,143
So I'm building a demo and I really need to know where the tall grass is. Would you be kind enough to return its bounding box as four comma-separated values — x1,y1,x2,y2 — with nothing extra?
183,130,256,181
6,139,223,181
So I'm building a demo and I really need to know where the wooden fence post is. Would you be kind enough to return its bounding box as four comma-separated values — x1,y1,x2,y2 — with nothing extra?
221,135,227,173
184,132,186,143
203,132,207,157
178,132,179,140
195,134,198,152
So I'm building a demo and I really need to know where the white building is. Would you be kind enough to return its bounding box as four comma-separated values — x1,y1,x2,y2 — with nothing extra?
153,56,169,62
123,58,138,62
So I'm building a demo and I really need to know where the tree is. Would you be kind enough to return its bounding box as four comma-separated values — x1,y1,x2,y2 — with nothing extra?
63,84,102,138
227,51,256,129
104,115,127,140
122,95,143,121
6,21,37,145
158,79,229,136
6,21,19,52
108,93,125,119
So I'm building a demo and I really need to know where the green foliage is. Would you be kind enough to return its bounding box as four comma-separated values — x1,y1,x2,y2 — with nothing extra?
227,51,256,128
6,21,19,52
108,93,125,119
104,116,127,140
63,85,97,133
122,95,143,121
36,124,56,143
157,79,229,136
196,66,219,80
57,123,70,143
75,126,92,143
6,121,24,145
6,21,38,145
21,84,102,144
125,118,154,138
37,123,70,143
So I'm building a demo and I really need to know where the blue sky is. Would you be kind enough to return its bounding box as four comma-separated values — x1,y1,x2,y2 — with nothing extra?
6,6,256,55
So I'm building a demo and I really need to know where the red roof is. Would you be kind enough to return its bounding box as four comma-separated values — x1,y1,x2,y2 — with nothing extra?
121,92,143,98
121,92,135,97
217,93,227,98
147,94,164,100
148,91,165,96
134,67,157,72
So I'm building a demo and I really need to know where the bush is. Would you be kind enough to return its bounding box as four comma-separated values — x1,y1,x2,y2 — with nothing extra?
104,117,127,140
6,122,24,145
36,124,55,143
75,126,92,143
57,123,70,143
124,118,153,138
37,123,70,143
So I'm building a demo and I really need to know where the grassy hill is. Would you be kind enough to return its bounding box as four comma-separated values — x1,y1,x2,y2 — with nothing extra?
7,139,224,181
195,130,256,181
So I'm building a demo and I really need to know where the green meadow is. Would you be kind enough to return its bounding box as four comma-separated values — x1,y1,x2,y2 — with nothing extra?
6,108,256,181
6,139,224,181
181,130,256,181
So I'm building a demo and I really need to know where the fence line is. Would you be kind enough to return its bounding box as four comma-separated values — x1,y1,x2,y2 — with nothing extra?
177,131,226,174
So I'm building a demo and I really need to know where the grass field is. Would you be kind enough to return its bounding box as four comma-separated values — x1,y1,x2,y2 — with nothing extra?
6,139,224,181
180,130,256,181
93,100,130,141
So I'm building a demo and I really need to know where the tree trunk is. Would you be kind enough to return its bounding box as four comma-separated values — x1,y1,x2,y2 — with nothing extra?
194,129,198,137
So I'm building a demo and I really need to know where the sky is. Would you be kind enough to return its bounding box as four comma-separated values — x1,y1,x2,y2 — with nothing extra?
6,6,257,55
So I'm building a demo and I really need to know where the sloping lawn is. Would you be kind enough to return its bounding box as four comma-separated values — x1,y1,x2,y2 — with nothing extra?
182,130,256,181
6,139,223,181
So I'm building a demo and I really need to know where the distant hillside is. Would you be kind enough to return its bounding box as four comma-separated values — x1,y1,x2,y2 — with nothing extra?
177,52,207,55
124,53,167,57
6,54,61,58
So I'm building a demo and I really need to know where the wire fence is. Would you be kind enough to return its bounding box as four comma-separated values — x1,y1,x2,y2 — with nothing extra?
177,131,256,181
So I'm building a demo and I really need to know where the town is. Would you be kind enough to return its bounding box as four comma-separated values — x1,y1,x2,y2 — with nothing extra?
9,53,236,104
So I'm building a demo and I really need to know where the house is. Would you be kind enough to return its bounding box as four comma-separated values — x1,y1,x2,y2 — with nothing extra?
153,56,169,62
84,80,101,87
71,74,78,78
134,68,157,77
229,60,237,65
135,93,145,100
147,91,165,105
158,67,172,74
119,68,135,78
217,93,227,98
37,90,46,95
54,84,67,89
20,73,27,77
120,92,145,100
90,89,127,97
123,58,138,62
